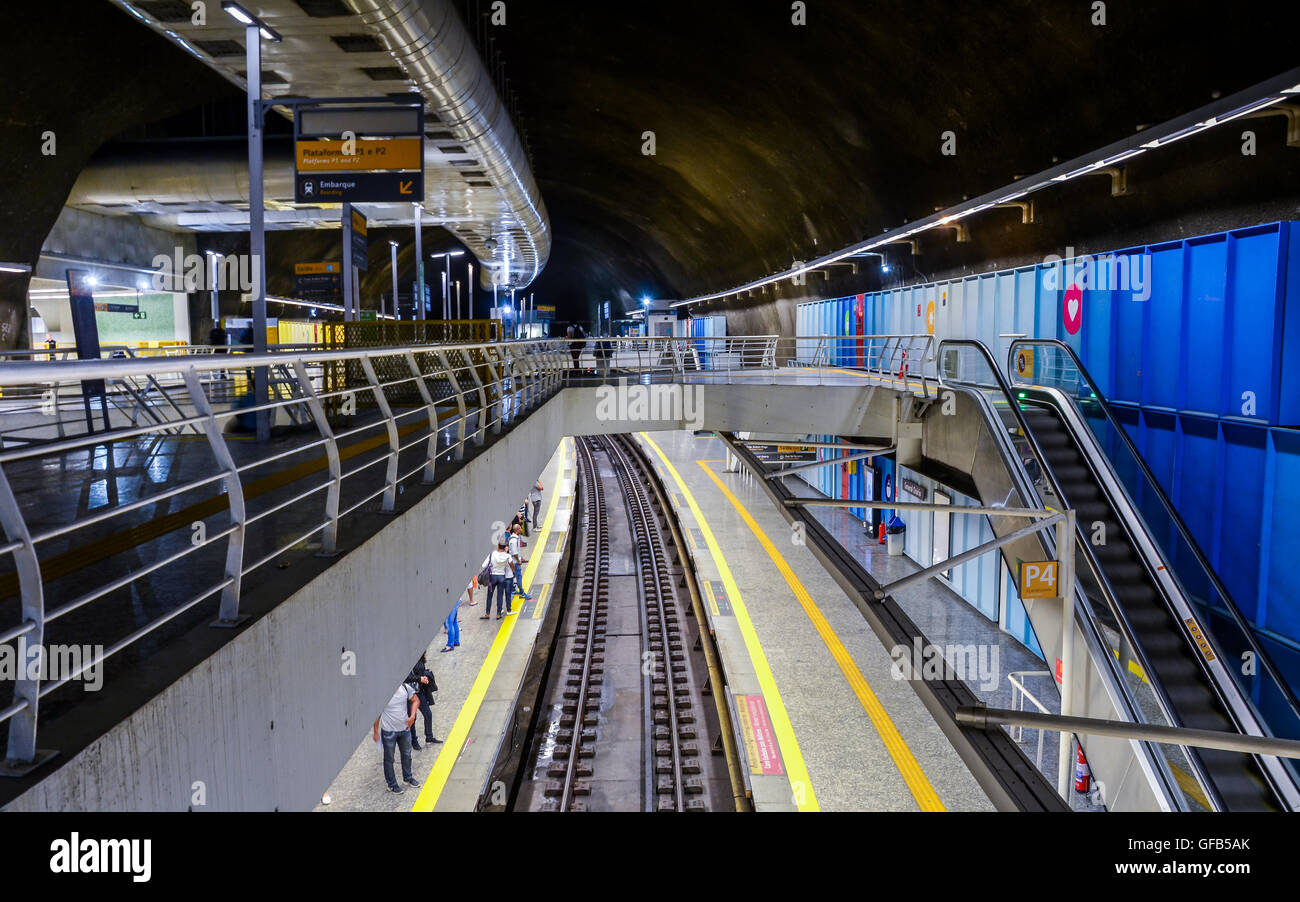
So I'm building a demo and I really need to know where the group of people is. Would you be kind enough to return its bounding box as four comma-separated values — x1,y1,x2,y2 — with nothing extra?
371,479,546,794
564,322,616,374
466,479,544,624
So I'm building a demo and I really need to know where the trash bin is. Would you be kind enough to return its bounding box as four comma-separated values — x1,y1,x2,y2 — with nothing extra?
886,515,906,557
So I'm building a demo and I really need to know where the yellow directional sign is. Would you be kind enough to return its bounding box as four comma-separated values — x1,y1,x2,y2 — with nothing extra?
1016,347,1035,378
295,137,423,173
1019,560,1059,599
293,261,341,275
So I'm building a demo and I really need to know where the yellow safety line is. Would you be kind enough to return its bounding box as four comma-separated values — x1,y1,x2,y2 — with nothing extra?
411,437,569,812
640,432,819,811
697,458,946,812
531,582,551,620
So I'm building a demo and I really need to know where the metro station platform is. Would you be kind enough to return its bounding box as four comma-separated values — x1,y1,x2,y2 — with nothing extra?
317,436,575,812
634,430,994,812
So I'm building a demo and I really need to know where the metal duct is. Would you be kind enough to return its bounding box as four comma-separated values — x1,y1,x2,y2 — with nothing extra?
347,0,549,291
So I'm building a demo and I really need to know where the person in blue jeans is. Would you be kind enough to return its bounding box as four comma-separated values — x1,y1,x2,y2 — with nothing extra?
441,596,461,652
373,681,420,793
479,541,516,619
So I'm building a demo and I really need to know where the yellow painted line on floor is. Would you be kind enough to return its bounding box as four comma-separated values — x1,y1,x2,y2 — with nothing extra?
531,582,552,620
411,438,569,812
698,458,946,812
640,432,819,812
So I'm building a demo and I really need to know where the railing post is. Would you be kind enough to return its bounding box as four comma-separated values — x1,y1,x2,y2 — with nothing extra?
463,347,491,445
483,350,503,434
437,349,469,458
1056,508,1077,801
405,351,438,485
182,368,247,626
359,356,400,513
291,359,342,555
0,461,52,774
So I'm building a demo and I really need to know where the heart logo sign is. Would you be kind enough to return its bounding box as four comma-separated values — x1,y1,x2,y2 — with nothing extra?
1063,284,1083,335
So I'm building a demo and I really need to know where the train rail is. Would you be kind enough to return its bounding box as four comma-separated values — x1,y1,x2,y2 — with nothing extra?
512,434,729,811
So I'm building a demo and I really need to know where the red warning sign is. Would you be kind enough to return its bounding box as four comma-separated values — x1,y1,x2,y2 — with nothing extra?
1063,284,1083,335
736,694,784,775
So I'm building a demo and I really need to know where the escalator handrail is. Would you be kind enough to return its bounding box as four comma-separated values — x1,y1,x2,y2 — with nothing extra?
1008,338,1300,727
936,338,1214,809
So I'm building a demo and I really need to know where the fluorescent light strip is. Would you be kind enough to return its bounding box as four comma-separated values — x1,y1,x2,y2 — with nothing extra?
673,73,1297,308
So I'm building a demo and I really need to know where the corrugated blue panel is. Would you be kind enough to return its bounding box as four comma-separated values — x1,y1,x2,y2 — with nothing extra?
1183,237,1229,415
1226,227,1284,423
1140,242,1182,409
1220,423,1268,623
1280,223,1300,425
1176,416,1221,564
1137,411,1179,556
1265,430,1300,639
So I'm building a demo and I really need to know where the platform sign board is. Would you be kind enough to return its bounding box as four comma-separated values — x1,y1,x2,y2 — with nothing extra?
1019,560,1059,599
295,261,342,299
748,443,817,463
294,103,424,204
359,310,377,322
350,210,369,271
734,694,784,776
536,304,556,321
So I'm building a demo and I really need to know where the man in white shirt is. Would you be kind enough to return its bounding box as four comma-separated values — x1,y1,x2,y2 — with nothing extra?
529,480,544,528
508,523,533,606
479,540,517,619
373,681,421,793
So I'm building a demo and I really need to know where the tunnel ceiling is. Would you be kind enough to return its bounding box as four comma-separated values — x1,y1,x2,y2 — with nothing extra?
488,0,1300,316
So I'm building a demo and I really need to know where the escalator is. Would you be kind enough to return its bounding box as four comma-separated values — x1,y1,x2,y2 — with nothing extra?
1008,340,1300,811
1019,400,1278,810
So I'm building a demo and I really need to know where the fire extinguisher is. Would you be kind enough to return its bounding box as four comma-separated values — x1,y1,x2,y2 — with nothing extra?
877,521,887,545
1074,743,1091,793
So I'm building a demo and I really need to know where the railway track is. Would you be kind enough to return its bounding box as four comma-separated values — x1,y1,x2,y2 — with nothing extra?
513,434,729,811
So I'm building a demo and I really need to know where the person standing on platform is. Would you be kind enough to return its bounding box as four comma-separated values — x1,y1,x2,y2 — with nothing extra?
529,480,544,529
508,523,533,607
406,655,441,749
480,540,516,620
374,681,420,793
442,591,463,653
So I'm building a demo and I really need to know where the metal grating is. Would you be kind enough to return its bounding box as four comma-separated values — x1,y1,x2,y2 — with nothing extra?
362,66,409,81
193,39,246,58
294,0,354,17
131,0,194,23
465,181,493,187
450,159,480,167
330,34,386,53
439,145,467,154
459,171,486,178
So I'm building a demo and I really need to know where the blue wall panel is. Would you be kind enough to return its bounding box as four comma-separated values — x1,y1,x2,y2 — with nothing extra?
1183,237,1229,415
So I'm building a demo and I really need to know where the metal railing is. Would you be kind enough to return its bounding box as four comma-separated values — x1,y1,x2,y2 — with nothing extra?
0,338,575,769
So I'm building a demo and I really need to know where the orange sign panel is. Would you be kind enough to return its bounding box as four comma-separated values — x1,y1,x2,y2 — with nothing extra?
1019,560,1059,599
293,261,342,275
295,137,423,173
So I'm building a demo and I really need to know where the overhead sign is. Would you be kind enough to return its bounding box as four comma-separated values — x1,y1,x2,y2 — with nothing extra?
295,261,342,298
293,102,425,204
297,172,422,204
535,304,556,321
295,137,423,173
749,444,817,463
350,210,368,271
1019,560,1060,599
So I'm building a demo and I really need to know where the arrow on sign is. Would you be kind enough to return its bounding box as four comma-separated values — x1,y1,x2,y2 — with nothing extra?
399,180,414,195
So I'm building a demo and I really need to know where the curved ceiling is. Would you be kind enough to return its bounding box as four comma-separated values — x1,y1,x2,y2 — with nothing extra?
489,0,1300,318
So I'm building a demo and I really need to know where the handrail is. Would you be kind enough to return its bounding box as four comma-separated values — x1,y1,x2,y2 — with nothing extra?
937,337,1207,810
1007,338,1300,729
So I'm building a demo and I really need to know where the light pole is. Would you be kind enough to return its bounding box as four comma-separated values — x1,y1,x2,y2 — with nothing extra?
428,251,464,320
465,262,473,320
389,240,399,319
206,250,220,326
413,203,424,319
223,1,281,442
